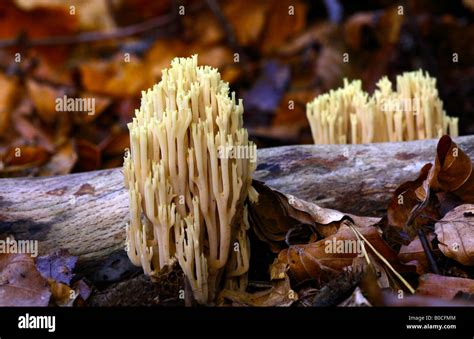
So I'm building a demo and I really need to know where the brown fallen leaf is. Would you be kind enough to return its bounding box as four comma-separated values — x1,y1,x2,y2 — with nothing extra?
428,135,474,203
0,145,51,175
79,56,154,98
416,273,474,300
0,252,51,306
224,1,268,47
435,204,474,266
382,135,474,243
49,281,75,306
344,7,403,51
278,222,410,284
0,73,19,135
38,141,77,176
75,138,101,172
249,181,379,252
218,260,297,306
26,78,66,124
261,0,307,54
398,233,437,274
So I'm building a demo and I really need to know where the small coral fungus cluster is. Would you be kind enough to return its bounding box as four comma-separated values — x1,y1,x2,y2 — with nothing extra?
124,55,257,304
307,70,458,144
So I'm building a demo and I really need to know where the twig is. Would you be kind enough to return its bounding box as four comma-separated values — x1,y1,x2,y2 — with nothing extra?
417,228,440,274
350,225,416,294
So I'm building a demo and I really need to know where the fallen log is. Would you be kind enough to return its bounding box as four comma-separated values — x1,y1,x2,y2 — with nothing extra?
1,136,473,282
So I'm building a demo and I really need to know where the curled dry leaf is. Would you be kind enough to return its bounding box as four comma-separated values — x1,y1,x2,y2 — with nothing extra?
218,260,297,307
383,135,474,243
249,181,379,252
428,135,474,203
416,273,474,300
435,204,474,266
0,253,51,306
278,223,410,284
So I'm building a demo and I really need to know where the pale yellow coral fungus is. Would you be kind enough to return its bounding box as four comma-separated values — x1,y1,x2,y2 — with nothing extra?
124,55,257,304
307,70,458,144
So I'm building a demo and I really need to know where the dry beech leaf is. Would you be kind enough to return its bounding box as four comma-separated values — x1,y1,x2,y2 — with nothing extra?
416,273,474,300
14,0,115,32
1,145,50,174
218,278,296,307
26,79,66,124
75,139,101,172
39,141,77,176
249,181,379,252
12,101,55,152
344,7,403,51
75,92,111,124
429,135,474,202
387,163,432,232
382,135,474,243
224,1,268,47
261,0,307,54
435,204,474,266
79,56,154,98
0,253,51,306
49,281,75,306
0,73,19,135
398,233,437,274
278,223,411,284
218,260,297,307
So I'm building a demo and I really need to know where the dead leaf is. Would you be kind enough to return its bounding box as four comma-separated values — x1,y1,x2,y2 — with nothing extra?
278,223,408,284
416,273,474,300
435,204,474,266
249,181,379,252
79,56,154,98
261,0,307,54
26,78,66,123
49,280,75,306
1,145,50,174
14,0,115,32
75,139,101,172
0,253,51,306
429,135,474,202
398,233,437,274
344,7,403,51
36,249,77,285
224,1,268,47
218,260,297,306
38,141,77,176
0,73,19,135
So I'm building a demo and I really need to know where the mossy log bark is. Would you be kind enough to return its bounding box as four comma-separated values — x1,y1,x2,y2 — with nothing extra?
1,136,473,283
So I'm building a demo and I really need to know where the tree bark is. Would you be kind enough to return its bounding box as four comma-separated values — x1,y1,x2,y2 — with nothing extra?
1,136,473,282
